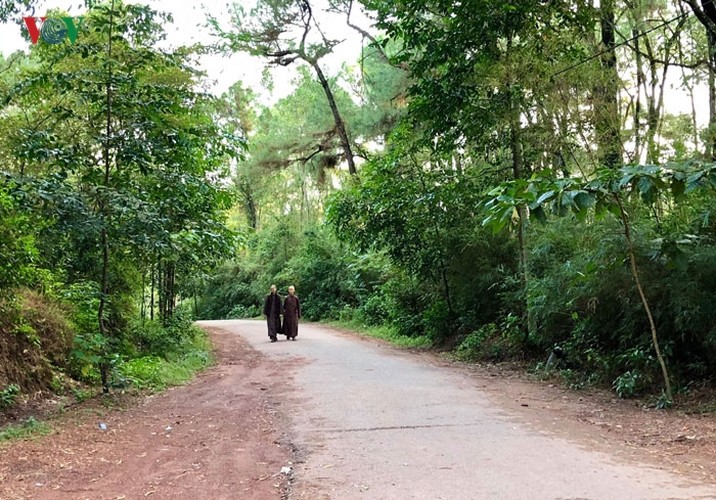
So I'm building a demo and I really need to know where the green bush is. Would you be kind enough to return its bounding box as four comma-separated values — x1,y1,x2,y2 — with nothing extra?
421,299,453,342
0,417,52,442
613,370,643,398
448,231,520,331
0,183,41,292
69,332,106,383
279,228,362,321
523,200,716,394
456,314,522,361
0,384,20,409
380,273,427,337
119,356,164,389
358,293,390,325
130,307,197,357
228,304,260,318
197,262,262,320
456,327,491,361
118,332,212,390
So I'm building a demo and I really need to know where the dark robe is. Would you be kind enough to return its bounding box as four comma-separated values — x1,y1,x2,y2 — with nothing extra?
282,294,301,339
263,292,282,340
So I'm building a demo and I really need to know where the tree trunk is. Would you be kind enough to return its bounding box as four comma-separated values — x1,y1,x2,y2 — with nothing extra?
595,0,621,168
615,195,672,403
246,189,258,230
413,156,454,317
141,268,146,325
238,178,258,230
162,261,175,322
646,61,659,163
98,227,110,392
641,16,683,164
504,30,531,344
633,27,643,162
98,0,116,394
150,259,155,321
158,257,164,323
168,261,175,318
683,0,716,158
510,94,531,344
708,31,716,159
641,33,661,164
678,39,699,151
309,60,357,175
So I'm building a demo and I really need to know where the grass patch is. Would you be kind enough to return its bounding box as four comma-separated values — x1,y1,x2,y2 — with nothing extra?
118,328,213,391
323,319,433,349
0,417,52,443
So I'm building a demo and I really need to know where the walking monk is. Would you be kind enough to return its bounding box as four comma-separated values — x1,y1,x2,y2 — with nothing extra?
283,285,301,341
263,285,282,342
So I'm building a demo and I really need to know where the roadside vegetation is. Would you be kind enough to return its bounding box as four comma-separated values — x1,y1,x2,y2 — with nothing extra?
0,2,225,425
0,417,52,443
2,0,716,419
200,0,716,407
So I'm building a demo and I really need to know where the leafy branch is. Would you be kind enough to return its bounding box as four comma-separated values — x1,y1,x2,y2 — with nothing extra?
482,161,716,404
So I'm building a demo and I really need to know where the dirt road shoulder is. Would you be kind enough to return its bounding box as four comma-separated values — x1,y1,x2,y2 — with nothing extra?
0,327,293,500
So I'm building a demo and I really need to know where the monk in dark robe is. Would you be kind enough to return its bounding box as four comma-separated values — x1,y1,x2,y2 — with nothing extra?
263,285,282,342
283,285,301,341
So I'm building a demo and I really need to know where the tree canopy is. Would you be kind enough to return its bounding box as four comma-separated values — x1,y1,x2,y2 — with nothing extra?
3,0,716,405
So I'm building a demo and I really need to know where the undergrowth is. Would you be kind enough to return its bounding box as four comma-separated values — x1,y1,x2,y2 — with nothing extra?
116,325,213,391
324,319,432,349
0,417,52,443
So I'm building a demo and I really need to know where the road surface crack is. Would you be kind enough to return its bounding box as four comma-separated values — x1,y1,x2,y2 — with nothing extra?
320,422,483,433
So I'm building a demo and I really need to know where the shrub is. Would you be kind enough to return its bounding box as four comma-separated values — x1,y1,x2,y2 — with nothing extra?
228,304,260,318
129,307,197,357
380,273,427,337
118,334,212,390
0,291,73,391
613,370,643,398
0,417,52,442
421,299,453,342
456,315,522,361
456,327,490,361
119,356,164,389
0,384,20,410
197,262,262,320
68,332,106,383
358,293,390,325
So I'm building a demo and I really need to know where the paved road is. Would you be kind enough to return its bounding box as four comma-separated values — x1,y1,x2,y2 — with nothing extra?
202,320,716,500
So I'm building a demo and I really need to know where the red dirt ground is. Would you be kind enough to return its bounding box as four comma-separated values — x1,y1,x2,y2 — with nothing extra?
0,327,295,500
1,325,715,499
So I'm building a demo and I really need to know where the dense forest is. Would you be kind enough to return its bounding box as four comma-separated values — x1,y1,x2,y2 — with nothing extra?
0,1,235,403
2,0,716,410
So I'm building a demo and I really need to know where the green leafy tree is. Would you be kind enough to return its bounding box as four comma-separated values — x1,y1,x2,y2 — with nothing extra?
483,161,716,403
210,0,359,174
2,1,239,389
682,0,716,158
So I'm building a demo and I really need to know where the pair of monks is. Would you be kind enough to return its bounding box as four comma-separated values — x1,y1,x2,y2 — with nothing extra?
263,285,301,342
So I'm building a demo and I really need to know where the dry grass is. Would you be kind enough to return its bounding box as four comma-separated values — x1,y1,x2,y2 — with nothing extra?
0,290,73,392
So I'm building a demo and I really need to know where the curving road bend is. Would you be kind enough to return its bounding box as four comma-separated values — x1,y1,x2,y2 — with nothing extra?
200,319,716,500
